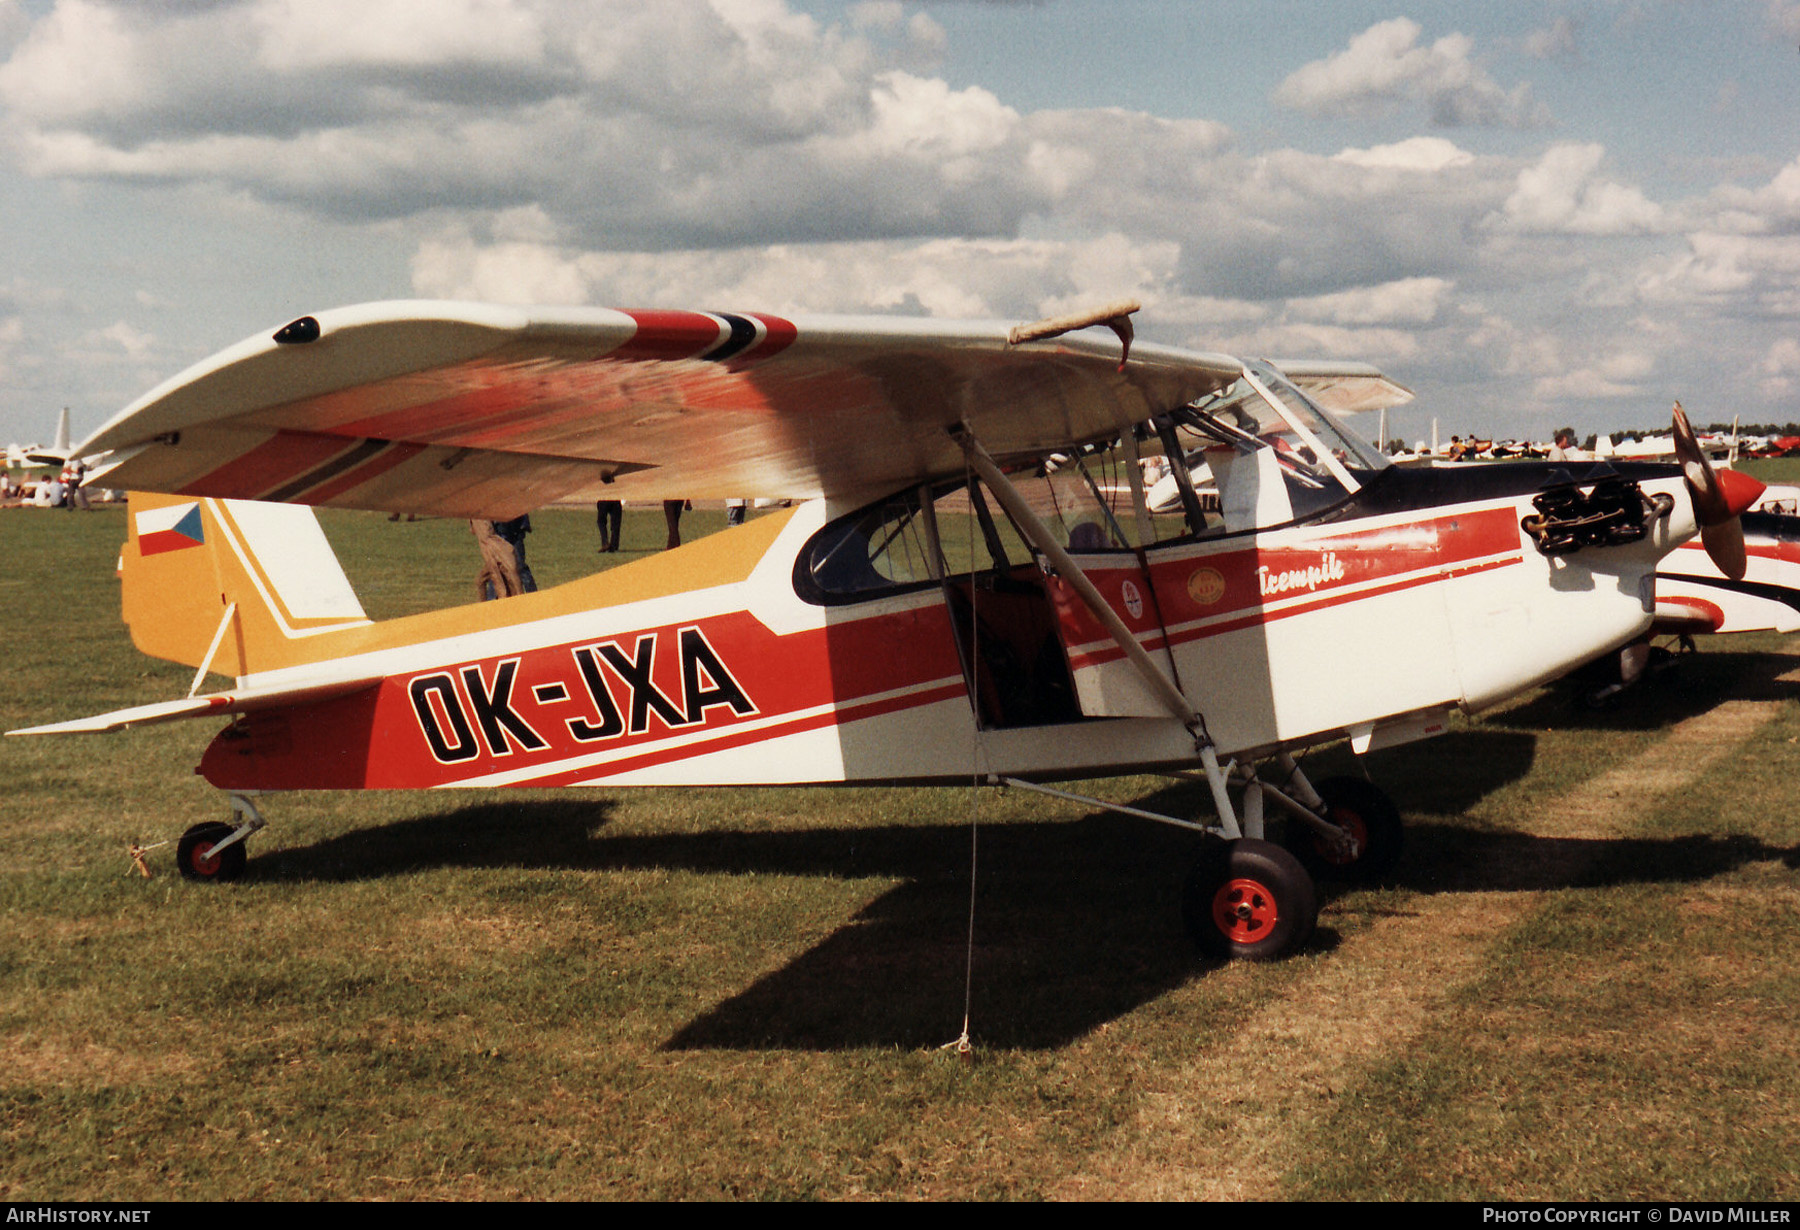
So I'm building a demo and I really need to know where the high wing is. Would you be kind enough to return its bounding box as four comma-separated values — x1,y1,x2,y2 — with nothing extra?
84,301,1245,519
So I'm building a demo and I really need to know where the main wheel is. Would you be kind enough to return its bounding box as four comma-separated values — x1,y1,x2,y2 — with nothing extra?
1181,838,1316,961
177,822,246,882
1287,776,1403,884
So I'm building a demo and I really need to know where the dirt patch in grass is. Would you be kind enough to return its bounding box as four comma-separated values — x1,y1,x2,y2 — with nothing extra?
0,1032,202,1086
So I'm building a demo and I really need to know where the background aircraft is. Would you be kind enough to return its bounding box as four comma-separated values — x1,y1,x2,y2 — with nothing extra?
14,406,73,467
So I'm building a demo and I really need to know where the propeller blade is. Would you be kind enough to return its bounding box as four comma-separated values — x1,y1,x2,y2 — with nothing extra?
1672,402,1725,523
1672,401,1764,579
1701,519,1748,581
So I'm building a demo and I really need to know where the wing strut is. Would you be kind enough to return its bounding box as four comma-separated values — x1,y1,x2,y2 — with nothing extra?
951,426,1205,737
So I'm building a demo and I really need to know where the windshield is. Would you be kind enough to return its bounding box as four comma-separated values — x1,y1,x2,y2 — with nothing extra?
1171,359,1389,529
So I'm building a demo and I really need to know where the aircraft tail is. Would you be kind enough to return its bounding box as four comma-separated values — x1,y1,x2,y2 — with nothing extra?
53,407,70,453
121,493,370,680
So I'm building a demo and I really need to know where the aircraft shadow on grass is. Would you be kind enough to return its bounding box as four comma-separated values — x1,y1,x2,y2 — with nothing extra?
242,692,1800,1050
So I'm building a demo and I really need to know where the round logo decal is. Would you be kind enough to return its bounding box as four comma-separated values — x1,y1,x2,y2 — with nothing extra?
1121,579,1144,619
1186,567,1226,606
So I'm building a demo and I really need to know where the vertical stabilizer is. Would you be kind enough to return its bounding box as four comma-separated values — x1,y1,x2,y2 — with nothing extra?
53,407,70,454
121,493,370,679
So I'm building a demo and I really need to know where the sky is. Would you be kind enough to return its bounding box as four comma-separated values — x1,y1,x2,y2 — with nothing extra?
3,0,1800,453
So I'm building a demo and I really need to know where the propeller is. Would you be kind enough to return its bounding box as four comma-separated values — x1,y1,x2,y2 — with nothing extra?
1672,401,1764,580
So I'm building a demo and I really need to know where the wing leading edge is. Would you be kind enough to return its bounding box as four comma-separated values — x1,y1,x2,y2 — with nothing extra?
85,301,1247,519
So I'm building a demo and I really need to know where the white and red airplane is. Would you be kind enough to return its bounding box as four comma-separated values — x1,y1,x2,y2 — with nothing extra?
1655,506,1800,639
6,301,1764,960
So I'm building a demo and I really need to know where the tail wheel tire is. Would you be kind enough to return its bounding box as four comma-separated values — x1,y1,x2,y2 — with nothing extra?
1181,839,1316,961
1288,776,1403,884
177,822,246,883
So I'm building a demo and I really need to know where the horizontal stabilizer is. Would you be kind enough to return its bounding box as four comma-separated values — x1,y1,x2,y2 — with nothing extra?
6,676,380,736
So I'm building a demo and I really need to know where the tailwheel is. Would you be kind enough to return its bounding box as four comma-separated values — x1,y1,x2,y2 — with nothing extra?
1287,776,1403,884
176,821,247,883
1181,838,1316,961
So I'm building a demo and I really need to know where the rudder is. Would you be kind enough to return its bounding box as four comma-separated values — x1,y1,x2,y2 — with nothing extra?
121,493,369,679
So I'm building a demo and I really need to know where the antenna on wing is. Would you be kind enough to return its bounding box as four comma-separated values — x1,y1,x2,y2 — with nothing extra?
1008,299,1140,370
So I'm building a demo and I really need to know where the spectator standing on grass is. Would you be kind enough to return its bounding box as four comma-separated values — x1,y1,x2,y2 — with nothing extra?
63,459,89,510
596,499,622,552
494,515,536,593
471,519,525,601
663,499,687,550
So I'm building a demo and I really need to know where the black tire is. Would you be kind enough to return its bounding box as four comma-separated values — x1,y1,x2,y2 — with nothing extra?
1287,776,1403,884
1181,838,1316,961
177,822,246,883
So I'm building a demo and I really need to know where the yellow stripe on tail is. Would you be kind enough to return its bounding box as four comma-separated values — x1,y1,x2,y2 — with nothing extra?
121,493,370,679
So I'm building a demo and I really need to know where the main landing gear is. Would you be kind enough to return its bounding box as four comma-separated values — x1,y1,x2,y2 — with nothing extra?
1000,750,1404,962
175,794,265,882
1285,775,1403,885
1181,838,1316,961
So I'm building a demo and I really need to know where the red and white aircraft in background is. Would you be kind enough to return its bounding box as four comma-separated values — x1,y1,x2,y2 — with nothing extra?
1654,478,1800,638
7,301,1764,960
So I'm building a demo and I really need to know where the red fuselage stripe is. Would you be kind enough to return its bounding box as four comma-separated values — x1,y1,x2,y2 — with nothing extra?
504,680,970,787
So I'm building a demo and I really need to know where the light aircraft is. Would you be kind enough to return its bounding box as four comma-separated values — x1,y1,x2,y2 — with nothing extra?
14,406,75,467
6,300,1765,960
1654,482,1800,638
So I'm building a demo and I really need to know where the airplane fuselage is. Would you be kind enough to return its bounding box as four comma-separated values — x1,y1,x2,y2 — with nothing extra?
193,461,1693,792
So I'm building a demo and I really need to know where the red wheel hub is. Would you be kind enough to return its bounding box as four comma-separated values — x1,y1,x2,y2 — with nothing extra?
1211,877,1278,943
188,841,221,877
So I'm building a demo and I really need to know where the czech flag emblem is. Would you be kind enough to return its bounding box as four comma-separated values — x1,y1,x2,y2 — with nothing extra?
136,503,205,556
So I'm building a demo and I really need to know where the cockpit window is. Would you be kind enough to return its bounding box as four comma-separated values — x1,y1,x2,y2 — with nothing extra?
798,480,1020,604
803,493,940,597
1170,360,1387,530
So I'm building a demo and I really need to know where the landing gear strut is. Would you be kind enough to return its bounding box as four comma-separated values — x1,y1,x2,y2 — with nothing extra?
1001,747,1405,962
1286,775,1403,884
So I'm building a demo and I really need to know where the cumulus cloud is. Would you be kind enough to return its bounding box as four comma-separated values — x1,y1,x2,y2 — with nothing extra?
0,1,1065,249
1165,145,1512,302
1286,277,1455,326
1522,16,1578,61
5,0,1797,437
1698,154,1800,235
848,0,945,70
411,228,1187,323
93,320,155,359
1332,136,1474,172
1273,18,1551,128
1494,143,1664,235
1764,336,1800,374
1641,232,1800,314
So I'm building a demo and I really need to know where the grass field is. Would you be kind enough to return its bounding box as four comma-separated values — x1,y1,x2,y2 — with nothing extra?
3,496,1799,1200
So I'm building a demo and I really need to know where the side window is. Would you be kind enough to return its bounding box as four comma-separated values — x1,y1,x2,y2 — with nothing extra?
797,480,1032,605
802,494,940,599
1014,432,1198,550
